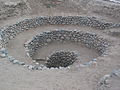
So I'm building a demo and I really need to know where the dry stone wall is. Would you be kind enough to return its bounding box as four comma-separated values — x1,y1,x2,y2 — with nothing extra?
0,16,117,70
0,16,120,48
24,30,109,58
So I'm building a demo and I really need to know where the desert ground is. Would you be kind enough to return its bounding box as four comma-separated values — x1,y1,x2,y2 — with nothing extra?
0,0,120,90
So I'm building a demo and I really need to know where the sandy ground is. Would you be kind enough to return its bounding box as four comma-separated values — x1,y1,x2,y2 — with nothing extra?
0,0,120,90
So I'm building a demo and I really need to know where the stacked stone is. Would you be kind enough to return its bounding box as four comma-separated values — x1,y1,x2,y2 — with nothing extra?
24,30,109,58
0,16,119,48
0,16,114,70
48,16,114,29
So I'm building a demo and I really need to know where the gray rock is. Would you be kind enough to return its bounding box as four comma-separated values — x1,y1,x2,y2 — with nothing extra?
28,65,35,70
18,62,25,65
111,69,120,77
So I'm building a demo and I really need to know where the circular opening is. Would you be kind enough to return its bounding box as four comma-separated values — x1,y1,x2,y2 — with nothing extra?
46,51,78,68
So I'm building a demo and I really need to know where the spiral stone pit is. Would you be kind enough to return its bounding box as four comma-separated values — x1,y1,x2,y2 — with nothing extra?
23,29,109,68
0,1,120,90
0,16,112,70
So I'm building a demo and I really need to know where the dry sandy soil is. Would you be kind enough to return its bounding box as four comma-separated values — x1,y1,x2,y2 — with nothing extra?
0,0,120,90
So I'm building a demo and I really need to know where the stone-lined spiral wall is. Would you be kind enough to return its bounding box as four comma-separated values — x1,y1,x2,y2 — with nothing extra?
0,16,120,48
0,16,116,70
24,30,109,59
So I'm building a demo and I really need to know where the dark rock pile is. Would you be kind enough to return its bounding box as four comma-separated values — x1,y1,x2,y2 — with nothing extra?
46,51,78,68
